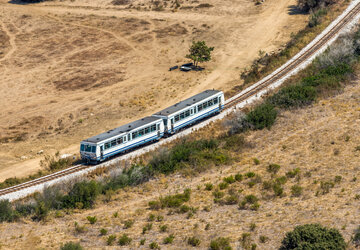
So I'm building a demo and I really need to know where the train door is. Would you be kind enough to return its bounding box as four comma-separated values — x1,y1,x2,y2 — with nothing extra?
218,96,222,111
170,118,174,133
100,145,104,160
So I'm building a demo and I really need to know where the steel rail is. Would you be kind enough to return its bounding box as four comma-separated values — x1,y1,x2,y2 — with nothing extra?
1,2,360,198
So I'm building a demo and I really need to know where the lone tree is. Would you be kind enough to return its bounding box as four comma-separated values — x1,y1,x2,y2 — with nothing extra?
280,224,346,250
186,41,214,67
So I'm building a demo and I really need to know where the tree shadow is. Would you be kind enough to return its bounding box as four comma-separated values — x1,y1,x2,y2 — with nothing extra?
288,5,308,15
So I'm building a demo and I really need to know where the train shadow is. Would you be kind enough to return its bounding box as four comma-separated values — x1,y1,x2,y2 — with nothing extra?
288,5,308,15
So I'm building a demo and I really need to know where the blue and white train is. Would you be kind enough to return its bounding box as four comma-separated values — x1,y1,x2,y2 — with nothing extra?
80,89,224,163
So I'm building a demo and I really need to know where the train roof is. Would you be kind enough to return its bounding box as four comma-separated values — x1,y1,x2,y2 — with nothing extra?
153,89,222,116
83,116,161,143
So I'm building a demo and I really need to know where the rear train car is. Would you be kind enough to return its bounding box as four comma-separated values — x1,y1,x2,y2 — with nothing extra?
152,89,224,136
80,116,164,163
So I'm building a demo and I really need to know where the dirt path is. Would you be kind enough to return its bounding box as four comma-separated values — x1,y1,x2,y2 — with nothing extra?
0,20,17,63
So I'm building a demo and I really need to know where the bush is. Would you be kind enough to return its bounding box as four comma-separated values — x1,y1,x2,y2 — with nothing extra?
86,216,97,224
297,0,337,12
100,228,108,235
143,223,153,234
219,182,229,190
61,180,102,209
245,103,278,130
188,236,201,247
210,237,232,250
205,183,214,191
267,164,280,174
32,201,49,221
0,200,18,222
118,234,132,246
245,172,256,178
107,235,116,246
286,168,300,178
223,175,236,184
123,219,134,229
239,195,260,210
74,222,87,234
269,85,317,109
259,235,269,243
163,234,175,244
60,242,83,250
291,185,303,197
272,183,284,197
280,224,346,249
235,173,243,182
149,241,160,249
151,188,191,209
160,224,168,232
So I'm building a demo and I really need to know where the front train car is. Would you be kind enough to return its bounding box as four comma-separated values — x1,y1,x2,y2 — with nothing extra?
152,89,224,136
80,116,164,164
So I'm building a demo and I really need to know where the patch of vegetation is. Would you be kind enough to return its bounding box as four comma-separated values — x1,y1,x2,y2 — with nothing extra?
239,195,260,211
286,168,300,178
123,219,134,229
86,216,97,224
291,185,303,197
149,241,160,249
100,228,108,236
353,226,360,247
163,234,175,244
60,242,83,250
160,224,168,232
223,175,236,184
280,224,346,249
188,236,201,247
235,173,243,182
118,234,132,246
0,200,19,223
267,164,281,174
149,188,191,210
219,182,229,190
186,40,214,67
205,183,214,191
210,237,232,250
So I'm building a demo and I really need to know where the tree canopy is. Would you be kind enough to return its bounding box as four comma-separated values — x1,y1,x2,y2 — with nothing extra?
186,41,214,67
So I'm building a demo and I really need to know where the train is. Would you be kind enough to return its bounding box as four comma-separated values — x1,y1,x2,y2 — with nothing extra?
80,89,225,164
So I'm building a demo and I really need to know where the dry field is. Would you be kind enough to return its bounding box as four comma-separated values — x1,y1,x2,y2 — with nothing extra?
0,0,308,180
0,73,359,249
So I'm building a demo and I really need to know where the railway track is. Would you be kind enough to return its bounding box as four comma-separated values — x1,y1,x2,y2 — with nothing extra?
1,1,360,200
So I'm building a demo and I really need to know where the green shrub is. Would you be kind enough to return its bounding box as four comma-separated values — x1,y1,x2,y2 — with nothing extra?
286,168,300,178
148,213,155,221
334,175,342,183
86,216,97,224
280,224,346,249
291,185,303,197
224,195,239,205
123,219,134,229
143,223,153,234
213,190,225,199
210,237,232,250
118,234,132,246
219,182,229,190
245,172,256,178
107,235,116,246
259,235,269,243
188,236,201,247
74,222,87,234
253,158,260,165
276,176,287,185
160,224,168,232
157,215,164,222
262,180,273,190
235,173,243,182
223,175,236,184
320,181,334,194
156,188,191,209
239,195,260,210
140,239,146,245
268,84,316,108
267,164,280,174
61,180,102,209
100,228,108,235
272,183,284,197
0,200,18,222
149,241,160,249
60,242,83,250
32,201,49,221
205,183,214,191
245,103,278,130
163,234,175,244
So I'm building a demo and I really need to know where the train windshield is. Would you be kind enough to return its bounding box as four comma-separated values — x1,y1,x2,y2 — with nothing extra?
83,144,96,153
80,144,84,151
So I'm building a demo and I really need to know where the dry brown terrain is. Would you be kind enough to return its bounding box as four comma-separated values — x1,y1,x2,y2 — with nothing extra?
0,73,359,249
0,0,308,180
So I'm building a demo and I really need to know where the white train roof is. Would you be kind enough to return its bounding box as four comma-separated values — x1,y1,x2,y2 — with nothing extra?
83,116,161,143
153,89,222,117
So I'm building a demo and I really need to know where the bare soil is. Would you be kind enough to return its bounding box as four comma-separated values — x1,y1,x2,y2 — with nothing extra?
0,0,307,180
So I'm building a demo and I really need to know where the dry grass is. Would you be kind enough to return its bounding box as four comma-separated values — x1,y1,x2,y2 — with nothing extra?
1,71,359,249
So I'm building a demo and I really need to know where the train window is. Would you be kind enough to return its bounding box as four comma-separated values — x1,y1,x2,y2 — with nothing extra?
190,109,193,115
91,146,96,153
139,129,144,136
111,140,116,147
80,144,85,151
151,124,156,131
157,124,160,130
203,102,208,109
128,134,131,141
117,137,123,144
213,97,218,104
194,107,197,113
208,99,213,106
85,144,92,152
180,112,185,119
124,136,127,142
132,132,137,139
218,96,221,103
175,115,180,122
198,104,203,111
145,127,150,134
185,110,190,117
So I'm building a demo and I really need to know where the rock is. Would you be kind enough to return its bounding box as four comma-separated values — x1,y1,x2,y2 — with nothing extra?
37,150,44,155
60,154,72,159
20,156,27,160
